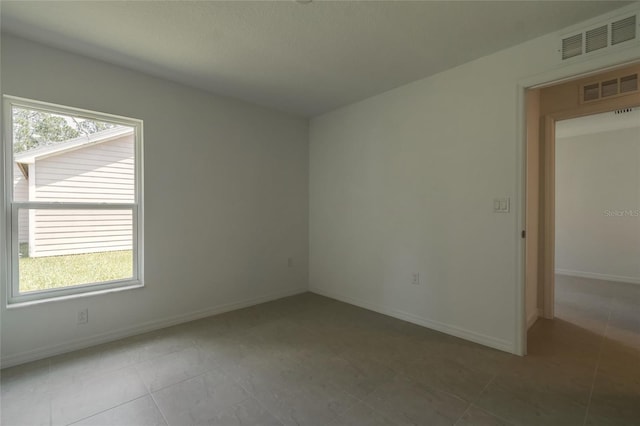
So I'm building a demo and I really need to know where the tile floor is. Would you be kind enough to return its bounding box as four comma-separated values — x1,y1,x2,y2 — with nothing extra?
1,277,638,425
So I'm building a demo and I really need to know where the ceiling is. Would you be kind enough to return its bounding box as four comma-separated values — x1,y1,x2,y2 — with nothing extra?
0,1,632,117
556,107,640,138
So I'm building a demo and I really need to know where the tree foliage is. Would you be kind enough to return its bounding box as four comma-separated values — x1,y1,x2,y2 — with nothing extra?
12,108,116,153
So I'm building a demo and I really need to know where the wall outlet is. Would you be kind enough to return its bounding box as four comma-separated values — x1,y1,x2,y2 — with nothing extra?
78,308,88,325
411,272,420,285
287,257,293,268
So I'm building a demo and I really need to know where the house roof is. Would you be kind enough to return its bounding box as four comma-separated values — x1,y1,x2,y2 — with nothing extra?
14,126,133,165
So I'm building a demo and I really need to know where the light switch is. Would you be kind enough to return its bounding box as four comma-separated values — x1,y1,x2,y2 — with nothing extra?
494,197,510,213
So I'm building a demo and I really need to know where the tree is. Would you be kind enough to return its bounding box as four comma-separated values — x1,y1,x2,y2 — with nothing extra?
12,107,116,153
72,116,116,137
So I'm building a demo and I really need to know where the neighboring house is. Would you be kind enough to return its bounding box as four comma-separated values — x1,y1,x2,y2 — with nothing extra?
13,162,29,243
14,126,134,258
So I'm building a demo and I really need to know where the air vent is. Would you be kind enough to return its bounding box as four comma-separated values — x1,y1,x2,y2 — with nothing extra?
559,12,639,61
583,83,599,102
562,33,583,60
601,79,618,97
614,107,634,115
586,25,608,52
620,74,638,93
612,15,637,45
581,73,639,103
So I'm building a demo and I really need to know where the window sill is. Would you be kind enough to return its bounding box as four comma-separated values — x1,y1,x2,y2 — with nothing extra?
6,282,144,309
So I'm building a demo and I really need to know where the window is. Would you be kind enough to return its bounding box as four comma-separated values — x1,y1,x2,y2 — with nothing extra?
2,96,143,304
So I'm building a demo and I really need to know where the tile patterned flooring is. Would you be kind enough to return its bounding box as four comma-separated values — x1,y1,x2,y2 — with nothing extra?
1,276,638,425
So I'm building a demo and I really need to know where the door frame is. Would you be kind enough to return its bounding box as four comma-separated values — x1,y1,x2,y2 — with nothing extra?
515,52,640,356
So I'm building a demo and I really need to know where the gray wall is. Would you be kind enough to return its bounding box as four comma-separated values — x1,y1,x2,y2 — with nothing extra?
1,35,309,365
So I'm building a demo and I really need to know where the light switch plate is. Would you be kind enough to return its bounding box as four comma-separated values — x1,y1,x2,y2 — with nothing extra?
494,198,510,213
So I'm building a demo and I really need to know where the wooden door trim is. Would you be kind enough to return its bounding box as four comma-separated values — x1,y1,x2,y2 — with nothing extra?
543,115,555,319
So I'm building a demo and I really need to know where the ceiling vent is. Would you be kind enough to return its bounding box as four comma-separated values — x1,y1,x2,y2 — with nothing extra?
559,12,639,62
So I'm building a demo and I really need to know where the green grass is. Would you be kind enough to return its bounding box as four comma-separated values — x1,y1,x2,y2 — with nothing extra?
19,246,133,293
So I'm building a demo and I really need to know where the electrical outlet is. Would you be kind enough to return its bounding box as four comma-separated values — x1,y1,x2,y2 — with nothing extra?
411,273,420,285
287,257,293,268
78,308,88,325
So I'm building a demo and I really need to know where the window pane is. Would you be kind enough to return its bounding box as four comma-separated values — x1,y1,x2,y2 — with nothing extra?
18,208,133,293
12,107,135,203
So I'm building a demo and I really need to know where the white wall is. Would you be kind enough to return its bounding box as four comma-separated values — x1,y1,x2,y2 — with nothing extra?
556,126,640,284
309,5,640,353
0,35,309,366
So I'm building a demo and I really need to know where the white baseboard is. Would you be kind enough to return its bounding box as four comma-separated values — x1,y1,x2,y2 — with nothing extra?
309,286,514,354
555,269,640,285
1,287,306,369
527,308,541,330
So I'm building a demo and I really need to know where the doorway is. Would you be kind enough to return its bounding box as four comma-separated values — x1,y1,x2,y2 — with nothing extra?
554,108,640,334
524,63,640,342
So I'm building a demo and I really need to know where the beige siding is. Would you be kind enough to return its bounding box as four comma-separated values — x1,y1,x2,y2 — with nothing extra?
32,209,132,257
30,134,134,257
13,163,29,243
35,136,134,203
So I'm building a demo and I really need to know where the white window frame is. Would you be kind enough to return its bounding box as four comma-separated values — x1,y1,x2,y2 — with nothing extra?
2,96,144,305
